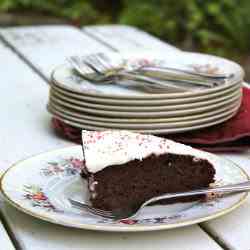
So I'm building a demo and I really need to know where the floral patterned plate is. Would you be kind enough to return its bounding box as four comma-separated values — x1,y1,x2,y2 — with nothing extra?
47,101,240,129
52,51,244,99
1,146,248,232
50,85,241,112
51,80,242,106
46,104,240,135
49,91,241,118
47,96,240,124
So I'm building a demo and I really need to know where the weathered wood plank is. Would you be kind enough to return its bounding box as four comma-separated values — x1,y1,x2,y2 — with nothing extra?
0,202,223,250
0,216,15,250
0,26,222,250
0,25,111,80
83,24,179,52
0,25,179,81
0,41,71,176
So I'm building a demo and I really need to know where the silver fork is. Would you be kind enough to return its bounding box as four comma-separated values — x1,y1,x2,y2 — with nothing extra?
68,55,190,92
78,53,228,87
68,180,250,221
99,52,233,80
68,54,222,90
85,53,228,88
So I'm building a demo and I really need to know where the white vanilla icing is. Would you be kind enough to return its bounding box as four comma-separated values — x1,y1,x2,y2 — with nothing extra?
81,130,208,173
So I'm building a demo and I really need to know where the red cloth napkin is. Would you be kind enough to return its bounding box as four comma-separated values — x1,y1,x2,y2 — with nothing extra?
51,87,250,152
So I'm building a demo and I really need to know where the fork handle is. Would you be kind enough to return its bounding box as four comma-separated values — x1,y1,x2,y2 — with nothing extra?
134,73,221,87
139,66,233,80
115,72,211,91
143,180,250,207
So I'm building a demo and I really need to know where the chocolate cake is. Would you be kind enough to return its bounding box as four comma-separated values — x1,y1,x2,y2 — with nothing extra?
81,130,215,211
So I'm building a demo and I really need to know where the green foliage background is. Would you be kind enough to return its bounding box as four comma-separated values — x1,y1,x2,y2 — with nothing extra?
1,0,250,60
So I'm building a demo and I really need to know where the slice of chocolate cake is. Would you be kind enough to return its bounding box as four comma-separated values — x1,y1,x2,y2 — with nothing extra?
81,130,215,211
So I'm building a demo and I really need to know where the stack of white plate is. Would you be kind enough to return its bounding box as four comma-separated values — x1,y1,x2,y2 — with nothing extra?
48,51,244,134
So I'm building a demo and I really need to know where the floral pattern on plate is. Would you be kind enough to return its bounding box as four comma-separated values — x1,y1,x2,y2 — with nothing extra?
1,146,248,232
99,214,184,225
23,185,60,212
190,64,220,74
41,157,84,177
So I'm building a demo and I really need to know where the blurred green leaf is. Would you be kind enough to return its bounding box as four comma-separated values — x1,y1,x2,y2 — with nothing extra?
1,0,250,60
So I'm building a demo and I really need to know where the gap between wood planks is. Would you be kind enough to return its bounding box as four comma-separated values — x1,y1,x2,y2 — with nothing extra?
0,25,228,250
82,28,118,52
0,202,22,250
199,224,230,250
0,32,48,83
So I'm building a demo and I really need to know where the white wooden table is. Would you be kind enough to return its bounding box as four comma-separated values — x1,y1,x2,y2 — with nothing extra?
0,24,249,250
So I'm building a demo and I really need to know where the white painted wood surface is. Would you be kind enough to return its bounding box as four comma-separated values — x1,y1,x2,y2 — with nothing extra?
83,25,179,52
0,42,70,176
0,25,110,80
0,215,15,250
0,25,223,250
0,202,223,250
0,24,248,250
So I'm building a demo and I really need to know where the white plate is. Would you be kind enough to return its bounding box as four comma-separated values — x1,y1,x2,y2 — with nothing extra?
1,146,248,232
49,92,242,118
51,82,242,106
50,87,241,112
52,51,243,99
50,110,238,134
47,103,240,129
48,99,241,124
